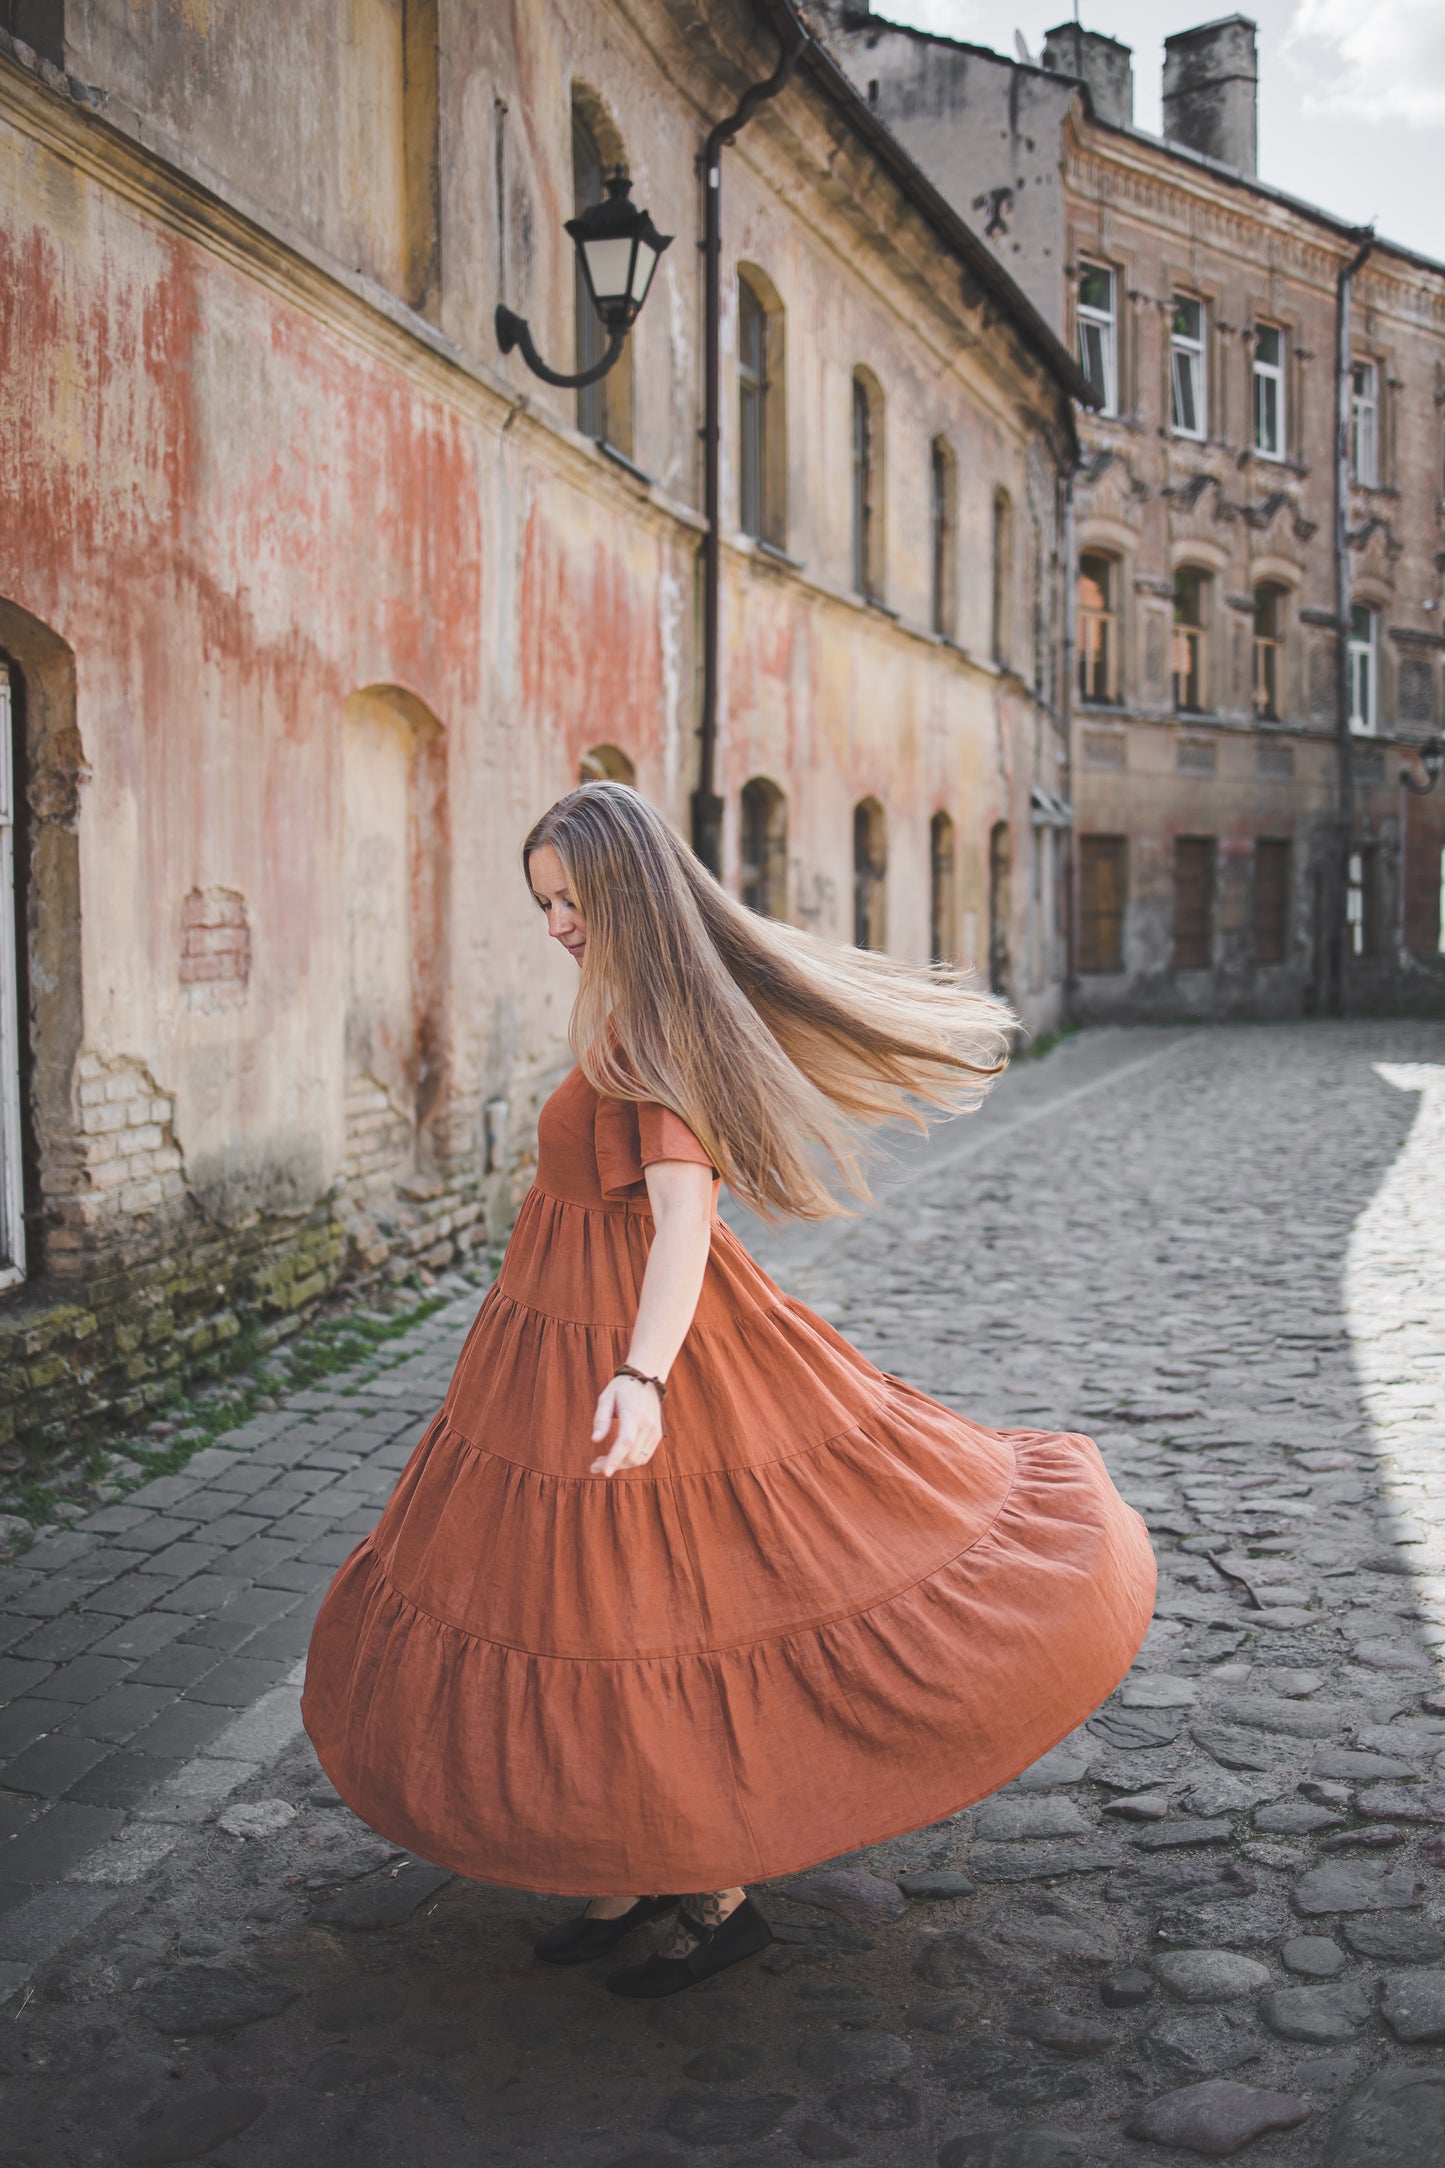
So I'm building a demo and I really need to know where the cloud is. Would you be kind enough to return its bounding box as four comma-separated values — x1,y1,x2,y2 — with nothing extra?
1283,0,1445,128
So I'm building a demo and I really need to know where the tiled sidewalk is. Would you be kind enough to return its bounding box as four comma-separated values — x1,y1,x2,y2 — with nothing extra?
0,1273,484,1978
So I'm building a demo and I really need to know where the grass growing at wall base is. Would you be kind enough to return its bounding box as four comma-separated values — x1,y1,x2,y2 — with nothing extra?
0,1258,498,1554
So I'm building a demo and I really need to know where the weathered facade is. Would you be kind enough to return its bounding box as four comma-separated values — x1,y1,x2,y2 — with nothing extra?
0,0,1081,1467
827,5,1445,1021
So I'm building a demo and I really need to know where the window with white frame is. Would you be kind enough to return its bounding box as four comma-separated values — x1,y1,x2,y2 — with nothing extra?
1253,324,1285,460
1171,295,1206,438
0,661,25,1287
1351,361,1379,487
1348,603,1378,734
1077,262,1117,416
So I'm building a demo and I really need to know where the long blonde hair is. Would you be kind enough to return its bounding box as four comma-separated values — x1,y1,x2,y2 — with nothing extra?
523,782,1014,1221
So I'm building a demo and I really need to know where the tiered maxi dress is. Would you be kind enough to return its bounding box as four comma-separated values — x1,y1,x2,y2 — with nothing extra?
302,1065,1156,1896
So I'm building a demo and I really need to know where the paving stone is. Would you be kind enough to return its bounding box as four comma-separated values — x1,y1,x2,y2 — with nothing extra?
1007,2006,1113,2055
1356,1783,1445,1824
67,1749,185,1811
127,1646,224,1690
785,1869,907,1925
1126,2078,1311,2155
62,1684,179,1743
138,1962,298,2035
1088,1706,1186,1752
1154,1951,1272,2003
897,1871,976,1899
152,1575,253,1616
663,2093,797,2145
1293,1862,1426,1916
1178,1774,1280,1816
1255,1800,1348,1836
1146,2010,1264,2078
1341,1916,1445,1964
0,1732,110,1798
1128,1818,1234,1851
1321,2063,1445,2165
1281,1936,1347,1978
0,1799,127,1885
1356,1721,1445,1758
85,1613,191,1661
971,1839,1124,1884
796,2032,910,2083
937,2129,1084,2168
7,1611,116,1663
1102,1791,1169,1821
1214,1695,1345,1740
1120,1675,1198,1708
184,1656,291,1706
985,2062,1092,2109
307,1862,452,1930
972,1796,1091,1841
1190,1727,1277,1773
1101,1969,1154,2009
1262,1983,1374,2042
0,1657,55,1698
119,2084,269,2162
126,1700,237,1761
793,2121,861,2162
0,1697,73,1759
1313,1748,1416,1782
1378,1971,1445,2044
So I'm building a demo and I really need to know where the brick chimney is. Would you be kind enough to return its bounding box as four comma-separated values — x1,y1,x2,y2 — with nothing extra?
1162,16,1258,175
1041,23,1134,128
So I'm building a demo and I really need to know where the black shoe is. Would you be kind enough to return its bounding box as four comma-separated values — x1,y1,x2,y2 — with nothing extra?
534,1894,680,1966
604,1897,773,1998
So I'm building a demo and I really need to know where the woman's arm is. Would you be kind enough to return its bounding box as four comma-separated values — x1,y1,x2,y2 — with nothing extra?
590,1158,715,1477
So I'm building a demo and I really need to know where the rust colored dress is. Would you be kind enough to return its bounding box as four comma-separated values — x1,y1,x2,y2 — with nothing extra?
302,1066,1156,1895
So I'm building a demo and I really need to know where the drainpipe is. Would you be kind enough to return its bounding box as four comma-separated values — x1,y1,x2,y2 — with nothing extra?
1061,459,1079,1002
1329,227,1374,1016
692,9,809,875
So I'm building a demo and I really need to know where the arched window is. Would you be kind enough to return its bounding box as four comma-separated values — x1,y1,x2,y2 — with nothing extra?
988,820,1012,994
1172,567,1210,713
1252,584,1287,721
1077,552,1118,705
738,270,786,548
579,745,636,786
572,96,633,454
851,370,883,600
740,777,788,920
991,489,1013,667
929,438,957,638
853,798,887,950
929,811,956,965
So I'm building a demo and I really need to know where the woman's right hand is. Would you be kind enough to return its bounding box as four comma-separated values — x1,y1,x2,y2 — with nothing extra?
590,1374,664,1477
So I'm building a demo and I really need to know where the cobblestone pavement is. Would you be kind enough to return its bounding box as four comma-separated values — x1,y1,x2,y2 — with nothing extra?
2,1019,1444,2168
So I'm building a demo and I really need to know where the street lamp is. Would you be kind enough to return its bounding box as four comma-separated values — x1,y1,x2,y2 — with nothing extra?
496,169,672,390
1401,735,1445,796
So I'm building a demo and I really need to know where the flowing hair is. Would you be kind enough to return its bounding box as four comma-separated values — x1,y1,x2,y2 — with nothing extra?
523,782,1015,1222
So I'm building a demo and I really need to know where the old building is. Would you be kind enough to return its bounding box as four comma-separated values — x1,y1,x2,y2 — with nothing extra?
0,0,1081,1466
826,5,1445,1020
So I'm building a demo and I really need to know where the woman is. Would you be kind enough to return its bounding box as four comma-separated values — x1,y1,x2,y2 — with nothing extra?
302,782,1155,2000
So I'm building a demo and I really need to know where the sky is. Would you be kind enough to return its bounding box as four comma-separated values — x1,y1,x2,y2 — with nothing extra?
875,0,1445,261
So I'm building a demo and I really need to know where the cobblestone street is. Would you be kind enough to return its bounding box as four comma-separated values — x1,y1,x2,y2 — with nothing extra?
1,1019,1443,2168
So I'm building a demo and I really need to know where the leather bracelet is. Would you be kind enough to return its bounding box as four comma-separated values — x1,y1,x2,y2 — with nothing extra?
614,1363,667,1400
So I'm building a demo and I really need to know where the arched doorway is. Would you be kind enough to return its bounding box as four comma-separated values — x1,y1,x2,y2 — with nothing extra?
853,798,887,951
740,777,788,919
342,686,448,1191
989,820,1012,996
579,744,636,787
929,811,957,966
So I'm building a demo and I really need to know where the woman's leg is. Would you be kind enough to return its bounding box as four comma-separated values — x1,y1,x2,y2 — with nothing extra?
656,1887,746,1956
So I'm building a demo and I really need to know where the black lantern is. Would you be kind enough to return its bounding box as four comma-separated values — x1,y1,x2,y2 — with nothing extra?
496,168,672,390
1401,736,1445,796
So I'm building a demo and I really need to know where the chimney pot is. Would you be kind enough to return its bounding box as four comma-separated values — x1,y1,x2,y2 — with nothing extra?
1041,22,1134,129
1162,15,1259,176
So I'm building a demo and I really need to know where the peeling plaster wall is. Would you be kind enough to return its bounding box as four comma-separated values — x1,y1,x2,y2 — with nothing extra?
0,0,1075,1465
